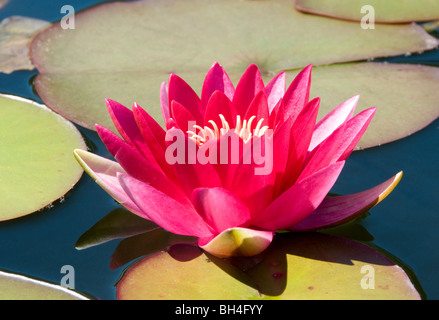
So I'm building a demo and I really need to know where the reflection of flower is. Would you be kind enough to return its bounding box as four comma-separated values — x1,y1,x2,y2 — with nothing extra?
74,62,402,258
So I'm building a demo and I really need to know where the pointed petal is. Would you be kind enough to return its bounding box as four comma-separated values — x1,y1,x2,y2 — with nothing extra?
278,97,320,192
160,81,170,125
204,90,236,129
168,73,204,124
105,99,161,166
95,123,128,158
192,187,251,234
291,172,403,231
253,161,345,230
171,100,197,133
199,227,274,258
113,140,191,208
282,64,312,122
201,62,235,108
269,97,285,130
265,71,286,113
309,95,359,151
118,173,213,237
232,64,265,117
298,107,376,181
244,90,269,129
338,107,376,161
132,103,172,177
105,99,141,146
73,149,142,216
133,102,166,150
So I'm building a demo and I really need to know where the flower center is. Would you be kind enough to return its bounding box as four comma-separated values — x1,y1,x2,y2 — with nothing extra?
187,114,269,146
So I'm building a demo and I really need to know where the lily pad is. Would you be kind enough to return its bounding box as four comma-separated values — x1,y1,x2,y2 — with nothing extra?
295,0,439,24
0,270,90,300
30,0,438,143
287,63,439,149
0,16,50,74
116,233,421,300
0,94,86,221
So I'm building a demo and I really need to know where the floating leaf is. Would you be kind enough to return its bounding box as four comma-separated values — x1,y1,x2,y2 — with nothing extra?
288,62,439,149
30,0,438,139
295,0,439,24
0,16,49,74
0,270,91,300
75,208,160,250
0,94,86,221
116,233,421,300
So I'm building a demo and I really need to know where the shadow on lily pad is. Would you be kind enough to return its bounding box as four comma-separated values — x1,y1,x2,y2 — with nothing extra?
115,232,423,300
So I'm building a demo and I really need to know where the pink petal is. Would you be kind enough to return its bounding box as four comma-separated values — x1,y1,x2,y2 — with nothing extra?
201,62,235,108
265,71,286,113
204,90,236,129
232,64,265,117
277,97,320,193
95,123,129,158
268,98,285,130
298,107,376,181
199,227,274,258
171,100,197,133
338,107,376,161
73,149,143,217
132,103,172,177
192,187,251,234
105,99,142,147
118,173,214,238
132,102,166,150
244,90,269,129
291,171,403,231
252,161,345,230
281,64,312,123
168,73,204,124
164,127,223,195
160,81,170,125
105,99,162,167
113,140,191,208
309,95,359,151
211,130,244,188
229,135,275,217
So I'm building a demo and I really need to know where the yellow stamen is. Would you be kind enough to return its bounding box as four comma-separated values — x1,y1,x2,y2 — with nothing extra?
187,114,270,146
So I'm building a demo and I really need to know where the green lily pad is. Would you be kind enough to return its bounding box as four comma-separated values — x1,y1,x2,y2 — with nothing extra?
0,94,86,221
29,0,438,143
288,63,439,149
0,16,50,74
116,233,421,300
0,270,90,300
295,0,439,24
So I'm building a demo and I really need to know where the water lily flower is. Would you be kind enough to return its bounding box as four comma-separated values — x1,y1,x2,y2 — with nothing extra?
74,62,402,258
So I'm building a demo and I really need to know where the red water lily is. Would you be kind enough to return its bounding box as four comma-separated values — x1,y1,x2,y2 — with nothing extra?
74,62,402,258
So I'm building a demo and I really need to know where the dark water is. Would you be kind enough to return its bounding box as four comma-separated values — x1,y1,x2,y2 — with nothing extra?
0,0,438,300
